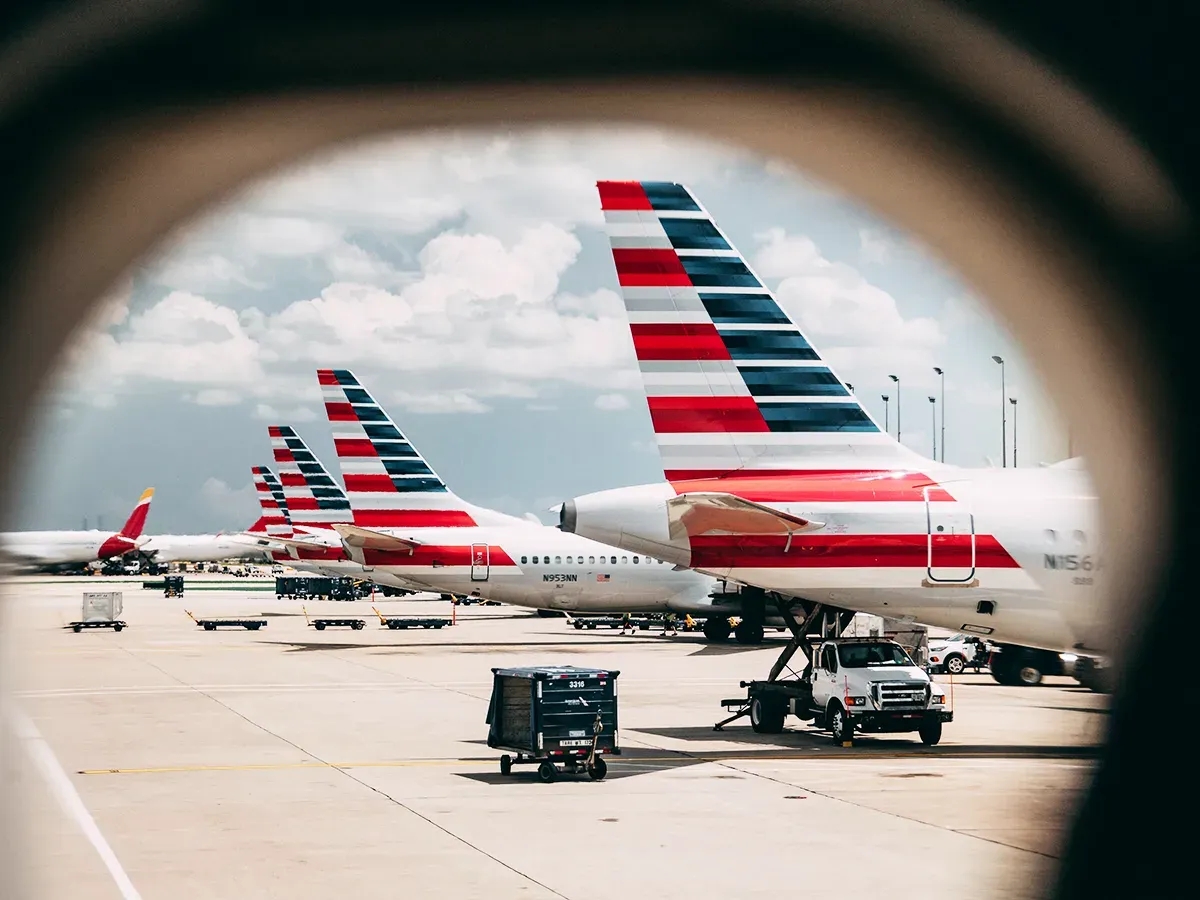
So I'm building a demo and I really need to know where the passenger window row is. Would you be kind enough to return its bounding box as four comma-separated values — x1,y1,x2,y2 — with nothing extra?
518,554,667,566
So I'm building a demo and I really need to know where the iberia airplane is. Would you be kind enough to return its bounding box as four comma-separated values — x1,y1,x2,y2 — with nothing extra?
558,180,1103,682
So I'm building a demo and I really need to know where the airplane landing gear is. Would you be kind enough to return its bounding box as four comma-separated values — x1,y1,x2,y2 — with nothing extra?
703,616,731,642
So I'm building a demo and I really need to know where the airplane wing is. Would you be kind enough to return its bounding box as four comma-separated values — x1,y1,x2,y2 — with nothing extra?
236,532,331,552
331,524,422,554
667,492,823,550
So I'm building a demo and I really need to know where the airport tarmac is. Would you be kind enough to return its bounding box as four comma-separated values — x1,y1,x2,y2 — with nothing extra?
5,579,1107,899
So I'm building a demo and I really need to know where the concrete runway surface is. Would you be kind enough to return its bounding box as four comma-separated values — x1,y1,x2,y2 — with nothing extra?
4,578,1107,899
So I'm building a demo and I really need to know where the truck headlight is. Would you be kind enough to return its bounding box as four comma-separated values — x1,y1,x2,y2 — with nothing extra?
845,696,867,707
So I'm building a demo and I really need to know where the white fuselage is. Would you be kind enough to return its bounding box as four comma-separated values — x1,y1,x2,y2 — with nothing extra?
284,514,723,614
141,533,273,564
565,463,1104,653
0,530,132,567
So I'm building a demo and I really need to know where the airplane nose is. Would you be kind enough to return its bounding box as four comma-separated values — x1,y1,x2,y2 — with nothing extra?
559,499,577,533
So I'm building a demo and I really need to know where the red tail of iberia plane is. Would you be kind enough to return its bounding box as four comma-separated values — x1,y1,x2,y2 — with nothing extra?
96,487,155,557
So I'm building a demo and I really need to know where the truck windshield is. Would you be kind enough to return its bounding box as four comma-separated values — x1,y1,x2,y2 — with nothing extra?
838,643,914,668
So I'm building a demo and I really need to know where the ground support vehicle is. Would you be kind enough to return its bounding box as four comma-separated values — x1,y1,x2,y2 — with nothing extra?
716,601,952,746
486,665,619,782
185,610,266,631
988,643,1068,686
371,607,450,629
302,606,364,630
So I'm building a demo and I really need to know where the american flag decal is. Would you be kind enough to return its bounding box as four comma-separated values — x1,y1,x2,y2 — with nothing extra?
596,573,610,582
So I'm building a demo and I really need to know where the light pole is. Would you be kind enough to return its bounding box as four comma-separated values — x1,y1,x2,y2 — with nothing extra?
888,374,900,443
991,355,1006,467
881,394,890,434
929,396,937,460
1009,397,1018,466
932,366,945,462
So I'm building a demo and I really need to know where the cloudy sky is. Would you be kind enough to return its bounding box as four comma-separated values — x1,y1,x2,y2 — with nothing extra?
14,127,1069,534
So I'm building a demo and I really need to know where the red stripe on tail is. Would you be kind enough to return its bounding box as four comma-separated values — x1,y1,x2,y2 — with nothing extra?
597,181,652,211
630,323,730,361
611,249,691,287
647,396,768,433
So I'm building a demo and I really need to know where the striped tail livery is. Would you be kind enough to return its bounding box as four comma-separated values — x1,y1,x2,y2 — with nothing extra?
560,181,1103,658
248,465,294,537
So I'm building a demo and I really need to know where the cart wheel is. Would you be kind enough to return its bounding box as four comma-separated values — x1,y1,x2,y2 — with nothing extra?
537,762,556,784
500,754,512,776
315,622,326,631
72,624,81,633
587,756,608,781
113,623,123,632
353,622,364,630
434,624,444,629
574,622,583,630
388,622,399,629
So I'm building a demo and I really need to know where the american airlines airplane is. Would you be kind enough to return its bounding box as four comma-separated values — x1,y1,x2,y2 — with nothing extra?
558,181,1103,679
0,487,155,571
308,368,738,616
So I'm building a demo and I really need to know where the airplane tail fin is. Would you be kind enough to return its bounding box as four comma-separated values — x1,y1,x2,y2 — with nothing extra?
317,369,477,528
269,426,353,530
117,488,154,539
248,465,294,536
597,180,924,480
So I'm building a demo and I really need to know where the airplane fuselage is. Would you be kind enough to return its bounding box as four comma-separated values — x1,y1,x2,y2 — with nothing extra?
564,463,1104,652
0,530,138,567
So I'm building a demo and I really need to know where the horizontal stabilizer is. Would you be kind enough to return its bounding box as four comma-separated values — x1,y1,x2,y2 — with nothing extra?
667,492,823,545
331,524,421,554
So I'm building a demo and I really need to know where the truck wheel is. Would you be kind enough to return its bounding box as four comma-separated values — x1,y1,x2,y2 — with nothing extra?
750,696,786,734
919,719,943,746
1018,664,1044,685
537,762,556,784
828,703,853,744
587,756,608,780
734,621,765,645
703,617,731,642
945,654,966,675
500,754,512,776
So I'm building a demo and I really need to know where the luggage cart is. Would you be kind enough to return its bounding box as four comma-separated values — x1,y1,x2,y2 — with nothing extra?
68,590,127,633
302,606,364,630
164,575,184,597
486,666,620,782
370,607,450,629
185,610,266,631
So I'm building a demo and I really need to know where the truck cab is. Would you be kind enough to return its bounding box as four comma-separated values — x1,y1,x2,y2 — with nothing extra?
739,637,952,746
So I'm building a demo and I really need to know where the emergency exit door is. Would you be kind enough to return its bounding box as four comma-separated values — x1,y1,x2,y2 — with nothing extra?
470,543,490,581
924,486,977,584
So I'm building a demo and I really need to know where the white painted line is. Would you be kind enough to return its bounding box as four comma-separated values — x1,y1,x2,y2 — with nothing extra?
12,710,142,900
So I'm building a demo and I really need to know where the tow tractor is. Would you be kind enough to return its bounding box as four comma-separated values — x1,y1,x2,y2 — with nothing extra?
717,601,952,746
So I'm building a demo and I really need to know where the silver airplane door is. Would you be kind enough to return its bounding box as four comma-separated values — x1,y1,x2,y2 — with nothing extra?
470,543,490,582
924,486,978,585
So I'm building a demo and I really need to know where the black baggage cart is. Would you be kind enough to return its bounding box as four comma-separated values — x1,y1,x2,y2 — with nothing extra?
164,575,184,597
486,666,620,782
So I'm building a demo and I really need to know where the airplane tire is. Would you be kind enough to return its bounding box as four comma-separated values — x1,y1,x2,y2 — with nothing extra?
703,617,732,642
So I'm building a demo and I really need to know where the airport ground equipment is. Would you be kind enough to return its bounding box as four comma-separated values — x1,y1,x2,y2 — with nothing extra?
185,609,266,631
68,590,126,632
486,665,619,782
988,643,1068,685
570,616,623,630
164,575,184,597
370,606,450,629
276,575,363,600
302,606,365,631
716,602,951,746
